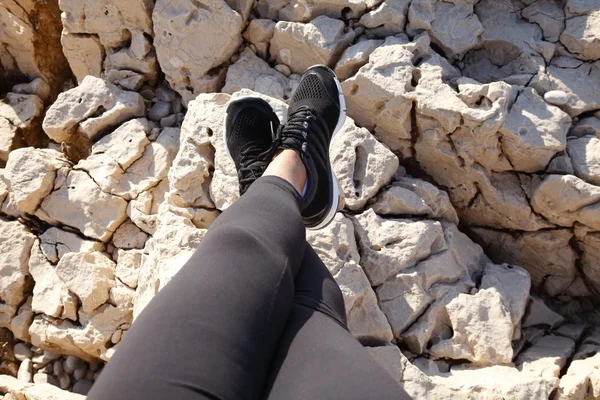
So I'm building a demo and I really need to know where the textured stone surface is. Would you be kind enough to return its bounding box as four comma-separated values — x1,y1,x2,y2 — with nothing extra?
0,219,36,307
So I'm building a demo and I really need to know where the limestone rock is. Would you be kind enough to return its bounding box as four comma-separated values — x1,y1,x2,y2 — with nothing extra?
127,179,170,234
116,249,144,289
39,227,104,263
37,170,128,242
61,33,105,83
522,296,564,330
0,93,45,163
55,252,116,313
11,297,34,342
521,0,565,43
279,0,375,21
223,48,296,102
560,10,600,61
578,232,600,295
153,0,243,103
0,219,36,306
499,88,571,173
531,58,600,117
372,177,459,224
555,329,600,400
360,0,411,37
4,148,70,214
270,16,355,75
113,220,149,251
29,240,78,320
330,118,398,211
473,228,578,297
567,136,600,186
366,346,405,382
243,19,276,60
571,116,600,138
42,76,145,142
334,39,383,81
407,0,482,56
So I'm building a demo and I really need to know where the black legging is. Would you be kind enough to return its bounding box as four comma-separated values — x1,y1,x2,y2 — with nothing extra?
89,176,410,400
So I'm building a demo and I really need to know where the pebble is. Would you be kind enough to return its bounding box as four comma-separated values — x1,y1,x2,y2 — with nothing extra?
111,329,123,344
17,359,32,382
13,343,32,361
148,101,172,122
120,323,131,330
53,360,63,376
544,90,569,106
74,365,88,381
85,369,95,381
33,372,58,386
59,373,71,390
139,86,155,101
274,64,292,77
172,98,183,114
160,114,177,128
155,86,177,103
64,355,83,374
73,379,94,395
89,361,102,372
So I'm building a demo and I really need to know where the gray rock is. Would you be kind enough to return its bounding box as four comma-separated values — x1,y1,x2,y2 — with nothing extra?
13,343,32,361
544,90,569,106
73,379,94,395
53,360,63,376
147,101,172,122
155,86,178,103
73,365,88,381
160,114,177,128
64,355,83,373
59,373,71,390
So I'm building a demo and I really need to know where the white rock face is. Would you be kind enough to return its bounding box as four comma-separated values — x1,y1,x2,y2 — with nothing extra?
0,219,36,307
270,16,355,74
153,0,243,103
43,76,145,142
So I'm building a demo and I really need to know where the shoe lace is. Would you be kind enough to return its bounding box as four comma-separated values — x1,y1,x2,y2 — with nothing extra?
238,144,275,194
275,106,327,151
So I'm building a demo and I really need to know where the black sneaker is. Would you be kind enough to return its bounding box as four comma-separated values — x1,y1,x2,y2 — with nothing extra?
274,65,346,230
224,96,280,195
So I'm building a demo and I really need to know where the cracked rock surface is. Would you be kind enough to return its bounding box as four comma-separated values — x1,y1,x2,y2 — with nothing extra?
0,0,599,398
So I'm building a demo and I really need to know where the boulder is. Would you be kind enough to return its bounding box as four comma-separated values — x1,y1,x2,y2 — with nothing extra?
0,219,36,306
560,9,600,61
0,93,45,163
243,19,276,60
153,0,243,103
270,16,355,75
334,39,383,81
521,0,565,43
360,0,411,37
567,136,600,186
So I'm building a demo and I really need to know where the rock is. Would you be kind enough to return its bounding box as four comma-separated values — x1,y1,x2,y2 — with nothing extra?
521,0,565,43
4,148,70,214
72,379,93,395
13,343,33,362
17,358,32,382
112,221,148,250
107,70,146,92
544,90,569,106
43,76,146,142
33,372,58,386
60,33,105,83
10,297,34,342
59,373,71,390
55,252,116,313
37,170,128,242
360,0,411,37
53,360,63,376
270,16,355,75
12,78,51,101
352,209,447,286
567,136,600,186
334,39,383,81
127,180,169,234
244,19,276,60
147,101,172,122
522,296,564,329
571,116,600,138
279,0,374,21
560,10,600,61
330,118,398,211
155,86,178,103
499,88,571,172
531,58,600,117
407,0,482,57
29,240,78,320
73,365,87,381
39,227,104,263
111,329,123,344
160,114,177,128
223,48,296,102
372,177,459,224
473,228,578,297
116,249,144,289
578,232,600,295
555,329,600,400
153,0,243,103
0,93,45,163
0,219,36,306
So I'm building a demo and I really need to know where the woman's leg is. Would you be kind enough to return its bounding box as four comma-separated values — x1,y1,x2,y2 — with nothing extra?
90,175,305,400
263,245,412,400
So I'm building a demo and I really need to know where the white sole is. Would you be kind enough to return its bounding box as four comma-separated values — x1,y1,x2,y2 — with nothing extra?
307,65,346,231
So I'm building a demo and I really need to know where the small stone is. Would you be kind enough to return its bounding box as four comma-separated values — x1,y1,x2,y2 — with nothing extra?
111,329,123,344
13,343,32,361
33,372,58,386
160,114,177,128
140,87,155,100
73,365,88,381
89,361,102,372
147,101,172,122
120,323,131,330
73,379,94,395
155,86,177,103
85,369,95,381
544,90,569,106
53,360,63,376
172,99,183,114
274,64,292,77
59,373,71,390
17,358,32,382
65,355,84,372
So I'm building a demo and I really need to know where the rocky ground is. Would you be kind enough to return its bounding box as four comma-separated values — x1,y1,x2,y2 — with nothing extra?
0,0,599,399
